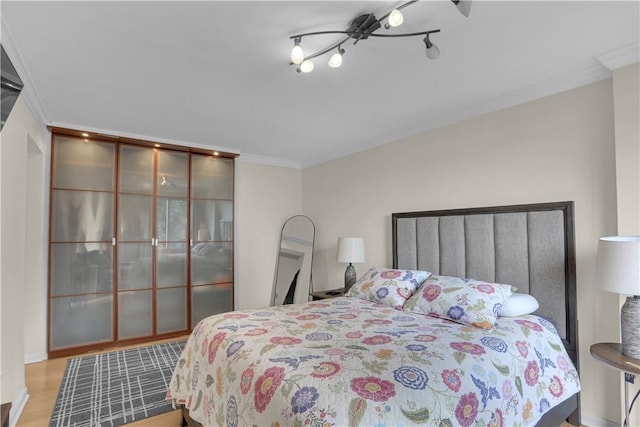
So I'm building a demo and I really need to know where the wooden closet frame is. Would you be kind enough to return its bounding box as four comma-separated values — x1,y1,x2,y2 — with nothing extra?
47,127,238,358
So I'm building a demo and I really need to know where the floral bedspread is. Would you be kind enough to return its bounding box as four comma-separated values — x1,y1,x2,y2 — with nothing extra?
167,297,580,427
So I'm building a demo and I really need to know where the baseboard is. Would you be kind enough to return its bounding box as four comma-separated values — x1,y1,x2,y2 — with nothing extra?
24,352,46,364
582,411,617,427
9,387,29,427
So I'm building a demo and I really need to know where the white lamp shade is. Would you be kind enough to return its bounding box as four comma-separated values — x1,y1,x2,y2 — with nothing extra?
337,237,365,263
595,236,640,295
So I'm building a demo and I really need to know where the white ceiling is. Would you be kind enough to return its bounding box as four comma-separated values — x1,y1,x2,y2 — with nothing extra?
1,1,638,167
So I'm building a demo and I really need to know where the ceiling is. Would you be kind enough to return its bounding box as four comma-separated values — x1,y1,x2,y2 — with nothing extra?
1,1,638,167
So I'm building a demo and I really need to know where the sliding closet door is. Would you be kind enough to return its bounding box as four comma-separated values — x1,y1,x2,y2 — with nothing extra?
118,146,189,339
190,154,234,326
118,145,154,339
49,136,115,351
49,128,236,355
155,151,189,334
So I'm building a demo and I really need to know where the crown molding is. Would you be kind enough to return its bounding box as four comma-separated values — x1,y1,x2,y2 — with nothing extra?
595,42,640,71
302,62,613,168
237,153,301,169
47,121,303,168
47,121,241,155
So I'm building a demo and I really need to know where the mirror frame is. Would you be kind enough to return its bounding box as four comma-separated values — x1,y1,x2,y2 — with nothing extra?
271,215,315,306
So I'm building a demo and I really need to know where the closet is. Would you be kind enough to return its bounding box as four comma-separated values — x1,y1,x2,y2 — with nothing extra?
48,129,235,357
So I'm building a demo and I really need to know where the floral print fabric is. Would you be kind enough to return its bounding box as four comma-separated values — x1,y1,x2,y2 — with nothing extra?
404,275,516,329
167,297,580,427
346,268,431,309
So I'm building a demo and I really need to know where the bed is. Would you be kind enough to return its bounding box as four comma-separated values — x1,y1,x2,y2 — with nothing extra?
168,201,581,426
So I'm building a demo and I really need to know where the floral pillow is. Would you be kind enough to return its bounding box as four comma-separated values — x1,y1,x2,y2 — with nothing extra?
403,275,516,329
346,268,431,310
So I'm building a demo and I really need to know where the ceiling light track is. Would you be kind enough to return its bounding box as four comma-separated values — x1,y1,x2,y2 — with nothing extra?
289,0,471,73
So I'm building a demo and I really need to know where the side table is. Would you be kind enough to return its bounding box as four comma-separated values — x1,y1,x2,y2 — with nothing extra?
310,288,346,300
590,342,640,426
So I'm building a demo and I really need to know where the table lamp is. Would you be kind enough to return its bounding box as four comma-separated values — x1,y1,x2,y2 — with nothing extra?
595,235,640,358
337,237,365,291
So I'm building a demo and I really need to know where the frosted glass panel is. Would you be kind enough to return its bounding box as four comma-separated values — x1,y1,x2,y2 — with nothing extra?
192,200,233,242
51,294,113,349
157,287,187,334
51,243,113,296
119,145,153,194
156,243,187,288
50,141,234,351
191,283,233,327
52,190,113,242
118,290,152,339
191,245,233,286
52,137,115,191
119,194,152,241
157,198,187,241
158,151,188,197
191,155,233,199
118,242,152,290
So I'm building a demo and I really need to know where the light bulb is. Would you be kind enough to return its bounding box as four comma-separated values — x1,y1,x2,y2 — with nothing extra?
290,39,304,65
387,9,404,27
299,59,314,73
328,49,344,68
425,43,440,59
424,35,440,60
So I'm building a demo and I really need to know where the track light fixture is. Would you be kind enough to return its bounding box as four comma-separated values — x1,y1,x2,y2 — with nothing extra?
288,0,471,73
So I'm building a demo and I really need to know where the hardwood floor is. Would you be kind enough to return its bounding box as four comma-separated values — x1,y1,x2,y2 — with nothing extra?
17,336,579,426
18,336,188,427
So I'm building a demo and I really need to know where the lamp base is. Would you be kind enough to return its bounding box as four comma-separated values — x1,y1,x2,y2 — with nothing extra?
344,263,356,292
621,295,640,359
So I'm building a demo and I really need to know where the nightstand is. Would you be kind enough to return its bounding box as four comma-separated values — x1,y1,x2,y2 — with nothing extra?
310,288,346,300
590,342,640,425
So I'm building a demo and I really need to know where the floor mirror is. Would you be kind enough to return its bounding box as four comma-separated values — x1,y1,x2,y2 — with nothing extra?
271,215,315,306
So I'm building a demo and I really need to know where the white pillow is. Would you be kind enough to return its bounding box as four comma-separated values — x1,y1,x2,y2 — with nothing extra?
500,293,539,317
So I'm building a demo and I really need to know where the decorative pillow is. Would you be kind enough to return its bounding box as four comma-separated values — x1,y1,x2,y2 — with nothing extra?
500,293,539,317
403,275,516,329
346,268,431,310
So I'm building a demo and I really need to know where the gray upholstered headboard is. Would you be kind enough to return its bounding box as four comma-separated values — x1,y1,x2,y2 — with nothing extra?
392,201,577,364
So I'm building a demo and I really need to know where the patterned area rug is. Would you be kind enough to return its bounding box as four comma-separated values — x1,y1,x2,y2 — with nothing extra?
50,340,186,427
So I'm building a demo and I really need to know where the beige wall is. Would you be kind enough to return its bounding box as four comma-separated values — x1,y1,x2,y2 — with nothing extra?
235,160,302,310
0,96,47,423
302,78,622,425
612,62,640,427
612,63,640,235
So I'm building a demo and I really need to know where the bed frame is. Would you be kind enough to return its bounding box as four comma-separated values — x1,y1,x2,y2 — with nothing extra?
181,201,580,427
392,201,580,426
